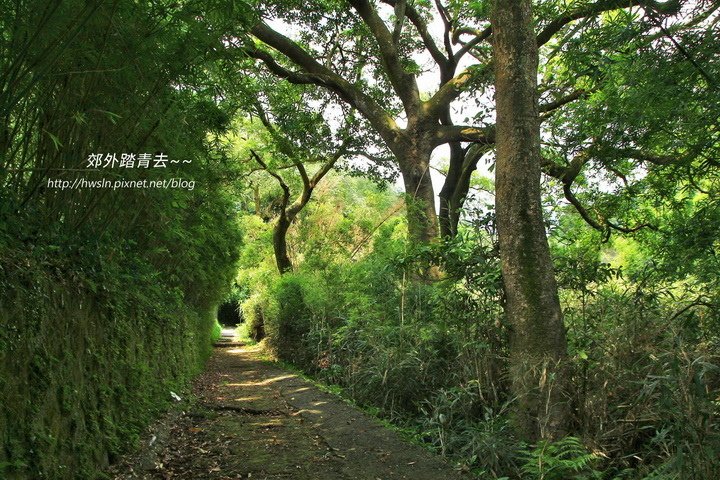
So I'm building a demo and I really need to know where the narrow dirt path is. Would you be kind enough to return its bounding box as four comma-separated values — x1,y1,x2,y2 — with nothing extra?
109,331,466,479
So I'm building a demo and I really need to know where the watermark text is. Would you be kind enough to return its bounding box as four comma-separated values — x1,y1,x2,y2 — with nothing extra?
47,177,195,191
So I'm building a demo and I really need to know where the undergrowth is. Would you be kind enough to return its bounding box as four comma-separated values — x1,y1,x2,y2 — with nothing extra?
237,216,720,479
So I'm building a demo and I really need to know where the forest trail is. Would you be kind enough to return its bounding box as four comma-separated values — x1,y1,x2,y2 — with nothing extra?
109,330,466,480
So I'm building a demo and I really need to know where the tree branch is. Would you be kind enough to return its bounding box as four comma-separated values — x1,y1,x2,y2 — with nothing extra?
350,199,405,259
346,150,393,164
386,0,450,67
288,144,346,220
646,9,718,89
537,0,637,47
543,152,657,238
391,0,407,45
453,26,492,63
250,149,290,209
562,183,606,234
310,145,346,187
539,89,591,113
434,124,495,145
609,147,681,166
434,0,456,64
348,0,421,114
248,22,400,143
425,64,491,120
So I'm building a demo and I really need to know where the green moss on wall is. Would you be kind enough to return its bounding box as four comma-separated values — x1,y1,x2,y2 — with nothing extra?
0,259,220,479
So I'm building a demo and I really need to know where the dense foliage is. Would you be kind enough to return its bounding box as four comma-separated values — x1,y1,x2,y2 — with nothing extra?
236,170,719,478
230,1,719,478
0,1,243,477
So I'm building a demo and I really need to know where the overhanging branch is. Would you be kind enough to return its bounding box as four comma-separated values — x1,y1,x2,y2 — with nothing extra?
249,22,400,142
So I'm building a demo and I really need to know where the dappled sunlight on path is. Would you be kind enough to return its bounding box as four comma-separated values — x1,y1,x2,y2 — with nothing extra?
109,337,466,480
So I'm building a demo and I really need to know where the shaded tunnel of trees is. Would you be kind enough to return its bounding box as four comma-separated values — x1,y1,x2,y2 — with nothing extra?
217,301,243,326
1,0,719,479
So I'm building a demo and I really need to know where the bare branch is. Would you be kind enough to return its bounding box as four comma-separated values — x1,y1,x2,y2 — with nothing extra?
562,183,606,233
646,10,718,88
543,152,657,238
346,150,394,165
350,199,405,259
433,0,455,62
391,0,406,45
288,143,347,219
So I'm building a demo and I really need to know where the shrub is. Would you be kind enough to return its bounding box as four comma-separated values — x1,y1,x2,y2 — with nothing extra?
266,274,313,366
242,292,273,342
519,437,601,480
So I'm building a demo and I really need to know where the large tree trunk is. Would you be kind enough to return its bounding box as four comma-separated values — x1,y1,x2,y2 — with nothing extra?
491,0,569,441
273,213,294,274
439,144,491,238
396,140,439,246
438,141,465,238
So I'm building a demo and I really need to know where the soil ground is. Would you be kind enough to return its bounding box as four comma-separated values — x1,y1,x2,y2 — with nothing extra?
108,329,467,480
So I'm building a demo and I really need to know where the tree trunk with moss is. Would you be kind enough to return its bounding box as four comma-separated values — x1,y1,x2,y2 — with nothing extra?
273,212,294,274
395,135,439,246
491,0,569,442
